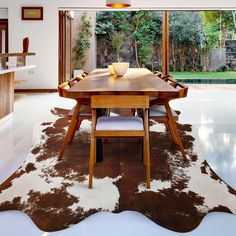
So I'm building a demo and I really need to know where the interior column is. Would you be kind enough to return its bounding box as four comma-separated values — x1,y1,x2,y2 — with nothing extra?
162,11,169,76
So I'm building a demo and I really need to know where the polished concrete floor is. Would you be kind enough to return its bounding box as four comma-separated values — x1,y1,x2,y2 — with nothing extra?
0,88,236,235
172,87,236,189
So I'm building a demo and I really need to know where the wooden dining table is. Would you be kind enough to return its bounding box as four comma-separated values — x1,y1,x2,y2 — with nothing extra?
66,68,179,99
59,68,181,161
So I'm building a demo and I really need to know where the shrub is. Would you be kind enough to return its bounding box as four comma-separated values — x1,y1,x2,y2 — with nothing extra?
73,13,92,69
216,65,228,72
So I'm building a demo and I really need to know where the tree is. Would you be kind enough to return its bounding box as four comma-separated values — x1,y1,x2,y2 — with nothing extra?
96,11,132,63
199,11,236,70
109,31,125,62
232,11,236,34
131,11,161,68
96,11,131,35
96,11,162,68
200,11,236,46
169,12,202,71
96,11,208,71
200,18,220,70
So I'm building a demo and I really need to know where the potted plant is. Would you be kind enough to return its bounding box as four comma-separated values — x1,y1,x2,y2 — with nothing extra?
109,31,129,76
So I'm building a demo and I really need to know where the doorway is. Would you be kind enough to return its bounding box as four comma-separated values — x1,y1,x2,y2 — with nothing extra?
0,19,8,53
58,11,73,84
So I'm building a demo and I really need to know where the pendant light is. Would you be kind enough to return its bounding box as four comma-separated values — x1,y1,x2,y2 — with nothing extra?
106,0,131,8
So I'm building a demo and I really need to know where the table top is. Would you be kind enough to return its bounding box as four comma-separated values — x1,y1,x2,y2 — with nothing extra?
67,68,179,99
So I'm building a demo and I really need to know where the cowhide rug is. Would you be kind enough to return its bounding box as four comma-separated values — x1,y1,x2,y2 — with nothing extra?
0,108,235,232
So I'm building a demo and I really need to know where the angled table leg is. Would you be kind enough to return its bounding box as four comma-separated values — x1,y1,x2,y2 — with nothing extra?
165,102,187,161
58,101,81,160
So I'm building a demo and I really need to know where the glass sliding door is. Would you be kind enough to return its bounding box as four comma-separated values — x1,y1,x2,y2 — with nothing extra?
65,14,72,81
58,11,73,84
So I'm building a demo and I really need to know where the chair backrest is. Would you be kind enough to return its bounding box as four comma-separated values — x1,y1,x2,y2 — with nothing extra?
58,82,70,98
91,95,149,109
82,71,89,77
68,77,81,87
153,72,173,80
153,71,162,77
160,76,188,99
174,82,188,98
58,73,85,98
163,75,175,83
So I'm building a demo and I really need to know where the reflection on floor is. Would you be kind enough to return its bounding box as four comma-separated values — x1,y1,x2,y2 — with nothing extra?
0,88,236,236
171,88,236,189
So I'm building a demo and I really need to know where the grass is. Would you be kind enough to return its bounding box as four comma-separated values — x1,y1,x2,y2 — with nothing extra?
170,71,236,79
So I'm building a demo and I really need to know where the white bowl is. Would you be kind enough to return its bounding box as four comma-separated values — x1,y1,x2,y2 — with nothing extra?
108,65,116,75
112,62,129,77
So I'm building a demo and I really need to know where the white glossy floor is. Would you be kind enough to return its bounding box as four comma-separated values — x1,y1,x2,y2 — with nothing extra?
0,88,236,236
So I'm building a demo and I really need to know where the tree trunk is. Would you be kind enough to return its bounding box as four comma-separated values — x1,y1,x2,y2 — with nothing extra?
133,15,141,68
134,39,141,68
171,40,176,71
232,11,236,35
179,48,185,71
192,55,195,70
205,48,209,71
221,24,226,48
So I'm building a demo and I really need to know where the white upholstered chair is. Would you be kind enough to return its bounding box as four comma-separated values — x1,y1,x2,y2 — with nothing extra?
89,95,151,189
58,78,91,160
149,79,188,161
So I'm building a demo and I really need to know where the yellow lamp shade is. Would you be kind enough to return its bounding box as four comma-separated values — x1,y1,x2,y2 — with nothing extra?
106,0,131,8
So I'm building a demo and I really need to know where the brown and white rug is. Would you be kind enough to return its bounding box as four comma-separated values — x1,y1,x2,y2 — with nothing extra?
0,108,235,232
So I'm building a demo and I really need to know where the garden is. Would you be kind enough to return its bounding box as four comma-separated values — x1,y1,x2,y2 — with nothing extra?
72,11,236,81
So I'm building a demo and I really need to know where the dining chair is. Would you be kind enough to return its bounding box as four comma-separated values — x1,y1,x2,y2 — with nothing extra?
68,71,88,87
58,79,91,160
89,95,151,189
149,81,188,161
153,71,162,77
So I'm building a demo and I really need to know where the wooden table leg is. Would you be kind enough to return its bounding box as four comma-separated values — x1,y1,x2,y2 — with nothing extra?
165,103,187,161
58,102,81,160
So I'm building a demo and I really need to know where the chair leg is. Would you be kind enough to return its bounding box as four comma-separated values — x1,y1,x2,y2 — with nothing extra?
89,136,96,189
164,121,169,131
165,104,187,161
68,120,81,145
144,136,151,189
76,118,82,130
58,103,81,160
93,138,97,166
167,120,178,144
144,109,151,189
143,138,147,166
171,122,187,161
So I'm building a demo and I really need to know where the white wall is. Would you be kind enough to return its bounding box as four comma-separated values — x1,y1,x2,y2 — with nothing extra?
0,8,8,18
0,0,236,89
84,11,97,73
1,0,58,89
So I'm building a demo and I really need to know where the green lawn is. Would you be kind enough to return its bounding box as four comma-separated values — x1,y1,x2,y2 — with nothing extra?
171,71,236,79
